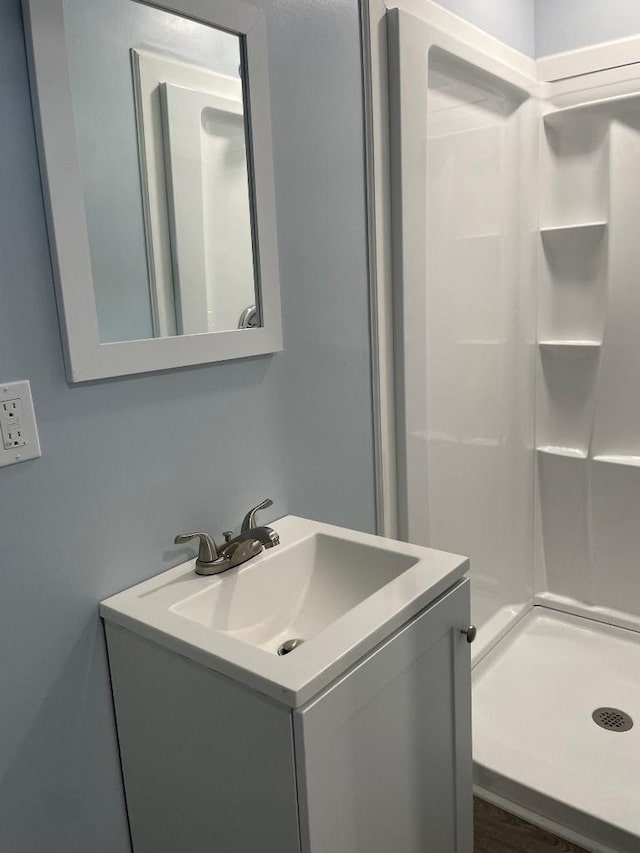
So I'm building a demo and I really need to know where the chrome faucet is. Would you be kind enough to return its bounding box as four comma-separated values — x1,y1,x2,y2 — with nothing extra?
174,500,279,576
174,531,263,576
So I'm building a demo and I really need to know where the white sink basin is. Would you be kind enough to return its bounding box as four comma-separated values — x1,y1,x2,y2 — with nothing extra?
101,516,468,707
171,532,419,652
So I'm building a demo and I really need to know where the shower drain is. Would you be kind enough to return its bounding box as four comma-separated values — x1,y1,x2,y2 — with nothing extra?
592,707,634,732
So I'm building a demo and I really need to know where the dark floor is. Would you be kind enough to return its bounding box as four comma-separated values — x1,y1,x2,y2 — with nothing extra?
474,798,588,853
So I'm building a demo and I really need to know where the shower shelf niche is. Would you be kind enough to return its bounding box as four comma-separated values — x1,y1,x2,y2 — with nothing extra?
536,345,601,454
538,340,601,348
592,454,640,467
536,103,609,480
537,218,608,343
540,97,610,254
539,221,607,236
536,446,588,460
543,91,640,128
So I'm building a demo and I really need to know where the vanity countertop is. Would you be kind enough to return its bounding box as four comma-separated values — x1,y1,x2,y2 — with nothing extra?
100,515,468,707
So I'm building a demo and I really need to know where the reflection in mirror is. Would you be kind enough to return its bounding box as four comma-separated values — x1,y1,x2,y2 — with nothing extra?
63,0,258,343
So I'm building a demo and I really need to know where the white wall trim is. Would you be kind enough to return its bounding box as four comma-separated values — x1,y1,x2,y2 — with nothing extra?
538,33,640,82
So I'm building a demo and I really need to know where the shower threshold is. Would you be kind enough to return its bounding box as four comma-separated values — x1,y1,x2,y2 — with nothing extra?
472,607,640,853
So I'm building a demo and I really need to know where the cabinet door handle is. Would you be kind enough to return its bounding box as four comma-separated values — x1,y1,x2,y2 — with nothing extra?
460,625,477,644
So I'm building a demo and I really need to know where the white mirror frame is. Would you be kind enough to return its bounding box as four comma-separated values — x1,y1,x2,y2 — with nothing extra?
22,0,282,382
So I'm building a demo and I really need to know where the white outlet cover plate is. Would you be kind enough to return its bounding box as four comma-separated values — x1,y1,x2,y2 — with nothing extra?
0,380,41,468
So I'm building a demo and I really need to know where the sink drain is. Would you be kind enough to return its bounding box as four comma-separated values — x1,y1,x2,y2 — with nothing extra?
592,707,634,732
277,638,304,656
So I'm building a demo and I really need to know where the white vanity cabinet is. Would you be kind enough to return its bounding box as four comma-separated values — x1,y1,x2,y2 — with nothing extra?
105,579,472,853
294,579,472,852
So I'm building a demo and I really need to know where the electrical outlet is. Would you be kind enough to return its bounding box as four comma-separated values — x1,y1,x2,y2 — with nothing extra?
0,381,41,468
1,399,27,449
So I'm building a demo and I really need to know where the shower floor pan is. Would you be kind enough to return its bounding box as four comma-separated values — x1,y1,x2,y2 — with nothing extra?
473,607,640,853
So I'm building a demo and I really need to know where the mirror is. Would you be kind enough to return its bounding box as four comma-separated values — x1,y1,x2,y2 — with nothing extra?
23,0,282,381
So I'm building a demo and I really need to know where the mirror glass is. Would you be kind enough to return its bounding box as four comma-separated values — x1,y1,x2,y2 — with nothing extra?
62,0,258,342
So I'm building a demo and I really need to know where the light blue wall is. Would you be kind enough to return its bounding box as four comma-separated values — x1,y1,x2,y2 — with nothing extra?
432,0,536,56
0,0,375,850
536,0,640,57
431,0,640,58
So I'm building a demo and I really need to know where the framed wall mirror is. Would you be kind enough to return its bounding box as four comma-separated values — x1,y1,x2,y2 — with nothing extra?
23,0,282,382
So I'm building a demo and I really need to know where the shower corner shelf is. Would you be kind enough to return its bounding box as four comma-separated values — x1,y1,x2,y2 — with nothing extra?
543,91,640,129
592,454,640,468
538,340,601,348
540,221,607,236
537,446,588,460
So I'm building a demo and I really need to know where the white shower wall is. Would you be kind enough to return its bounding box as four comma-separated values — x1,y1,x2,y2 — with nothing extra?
390,13,640,660
419,49,537,656
385,11,640,846
535,76,640,632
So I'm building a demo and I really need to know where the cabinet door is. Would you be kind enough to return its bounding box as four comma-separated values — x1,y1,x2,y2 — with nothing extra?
294,580,472,853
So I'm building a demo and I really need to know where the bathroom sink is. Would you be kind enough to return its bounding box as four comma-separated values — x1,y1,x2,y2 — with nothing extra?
101,516,468,706
171,532,420,651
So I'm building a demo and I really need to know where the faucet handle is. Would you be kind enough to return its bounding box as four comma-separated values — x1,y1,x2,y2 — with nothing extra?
241,498,273,533
174,532,219,564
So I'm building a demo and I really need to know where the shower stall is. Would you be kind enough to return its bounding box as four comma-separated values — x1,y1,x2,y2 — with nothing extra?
365,3,640,850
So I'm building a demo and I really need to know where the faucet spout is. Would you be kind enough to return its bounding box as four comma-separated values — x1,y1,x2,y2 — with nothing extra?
246,525,280,548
